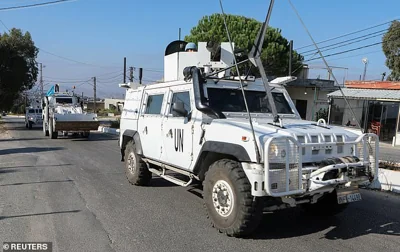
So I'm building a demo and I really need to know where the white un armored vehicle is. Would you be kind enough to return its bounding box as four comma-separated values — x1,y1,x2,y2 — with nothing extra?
25,99,42,129
42,84,99,139
118,13,379,237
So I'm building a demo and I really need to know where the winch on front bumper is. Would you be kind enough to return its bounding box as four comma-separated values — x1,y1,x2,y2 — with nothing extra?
242,133,379,202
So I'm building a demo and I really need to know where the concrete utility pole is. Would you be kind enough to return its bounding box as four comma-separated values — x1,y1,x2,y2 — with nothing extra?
129,67,134,82
288,40,293,76
123,57,127,83
93,77,96,113
39,63,43,98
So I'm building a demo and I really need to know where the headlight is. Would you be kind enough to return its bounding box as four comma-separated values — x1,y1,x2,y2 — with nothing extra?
269,143,279,156
269,140,287,159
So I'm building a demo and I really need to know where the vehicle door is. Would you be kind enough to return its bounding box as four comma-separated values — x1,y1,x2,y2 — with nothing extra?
161,88,194,170
137,89,166,161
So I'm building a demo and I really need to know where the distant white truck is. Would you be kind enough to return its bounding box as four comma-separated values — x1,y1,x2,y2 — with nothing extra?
42,84,100,139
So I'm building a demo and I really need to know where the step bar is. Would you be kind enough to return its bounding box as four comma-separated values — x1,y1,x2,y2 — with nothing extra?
143,158,196,187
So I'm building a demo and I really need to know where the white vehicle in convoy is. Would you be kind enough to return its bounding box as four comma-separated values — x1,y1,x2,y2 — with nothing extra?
118,10,379,237
42,84,99,139
25,108,43,129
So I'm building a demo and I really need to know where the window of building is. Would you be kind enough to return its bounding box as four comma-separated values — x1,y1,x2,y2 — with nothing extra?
145,94,164,115
170,91,191,116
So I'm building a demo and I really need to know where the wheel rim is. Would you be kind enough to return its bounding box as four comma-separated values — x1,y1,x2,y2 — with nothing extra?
127,152,136,175
212,180,234,217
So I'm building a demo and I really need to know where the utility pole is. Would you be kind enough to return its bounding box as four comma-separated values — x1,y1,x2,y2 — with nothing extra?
139,68,143,85
288,40,293,76
129,67,134,82
123,57,127,83
39,63,43,99
93,77,96,113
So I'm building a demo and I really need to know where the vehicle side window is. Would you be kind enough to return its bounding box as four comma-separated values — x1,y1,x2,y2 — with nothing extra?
170,91,191,116
145,94,164,115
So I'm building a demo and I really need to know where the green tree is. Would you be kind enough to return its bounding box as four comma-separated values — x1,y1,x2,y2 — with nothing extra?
382,20,400,81
0,28,38,110
184,13,304,77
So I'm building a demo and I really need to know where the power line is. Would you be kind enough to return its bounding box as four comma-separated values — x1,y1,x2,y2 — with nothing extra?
295,19,398,50
315,50,382,62
304,41,383,62
302,32,385,58
300,29,387,55
0,0,77,11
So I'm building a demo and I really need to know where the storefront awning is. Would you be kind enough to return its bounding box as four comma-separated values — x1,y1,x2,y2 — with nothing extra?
327,88,400,101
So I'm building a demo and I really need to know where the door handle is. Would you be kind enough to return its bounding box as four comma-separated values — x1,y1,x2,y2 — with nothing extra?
143,126,148,134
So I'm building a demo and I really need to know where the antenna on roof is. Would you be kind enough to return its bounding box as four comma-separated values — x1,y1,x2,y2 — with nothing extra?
287,0,362,131
248,0,280,124
218,0,261,163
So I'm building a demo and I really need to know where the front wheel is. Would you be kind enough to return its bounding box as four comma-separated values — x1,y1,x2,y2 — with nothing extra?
124,141,151,186
28,121,32,129
49,119,58,139
203,159,264,237
43,120,49,136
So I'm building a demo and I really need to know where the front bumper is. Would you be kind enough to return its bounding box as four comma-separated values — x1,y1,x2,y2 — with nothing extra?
242,133,379,197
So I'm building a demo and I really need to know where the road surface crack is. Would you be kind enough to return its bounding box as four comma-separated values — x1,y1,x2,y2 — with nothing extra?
69,177,116,251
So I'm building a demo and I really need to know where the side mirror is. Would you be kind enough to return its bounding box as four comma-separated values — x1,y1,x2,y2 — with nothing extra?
172,101,188,117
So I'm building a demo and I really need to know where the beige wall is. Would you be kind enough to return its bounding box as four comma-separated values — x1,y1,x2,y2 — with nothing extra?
286,87,330,121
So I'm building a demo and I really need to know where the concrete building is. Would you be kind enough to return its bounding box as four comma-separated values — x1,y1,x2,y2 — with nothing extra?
104,98,124,111
285,78,339,121
327,81,400,146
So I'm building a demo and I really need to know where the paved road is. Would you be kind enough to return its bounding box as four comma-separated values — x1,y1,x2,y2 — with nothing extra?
0,116,399,252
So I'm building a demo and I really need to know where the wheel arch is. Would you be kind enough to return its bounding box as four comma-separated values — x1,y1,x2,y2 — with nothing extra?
193,141,251,181
120,129,143,161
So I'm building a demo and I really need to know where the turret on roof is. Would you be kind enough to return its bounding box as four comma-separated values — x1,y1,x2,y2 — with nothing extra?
163,40,235,82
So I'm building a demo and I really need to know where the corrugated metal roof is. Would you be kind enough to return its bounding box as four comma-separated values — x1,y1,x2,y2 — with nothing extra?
327,88,400,101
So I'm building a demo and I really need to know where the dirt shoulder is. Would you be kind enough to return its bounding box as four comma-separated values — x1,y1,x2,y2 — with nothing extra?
0,120,11,139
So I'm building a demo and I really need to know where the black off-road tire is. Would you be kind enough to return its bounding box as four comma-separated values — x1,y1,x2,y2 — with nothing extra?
28,121,33,129
203,159,264,237
49,120,58,139
124,141,151,186
302,189,348,216
43,120,49,136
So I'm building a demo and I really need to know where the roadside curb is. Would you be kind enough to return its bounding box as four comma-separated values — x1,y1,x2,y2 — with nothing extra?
366,168,400,194
97,126,119,135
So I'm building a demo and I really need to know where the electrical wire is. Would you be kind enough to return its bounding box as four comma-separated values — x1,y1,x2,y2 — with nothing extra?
295,18,398,50
303,41,383,62
0,0,77,11
301,30,387,57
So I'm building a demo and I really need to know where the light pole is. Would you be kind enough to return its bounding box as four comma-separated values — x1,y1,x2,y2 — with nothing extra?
362,58,368,81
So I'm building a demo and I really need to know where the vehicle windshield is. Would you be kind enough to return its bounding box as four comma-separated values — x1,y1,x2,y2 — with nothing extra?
207,88,294,114
28,109,35,113
56,98,73,104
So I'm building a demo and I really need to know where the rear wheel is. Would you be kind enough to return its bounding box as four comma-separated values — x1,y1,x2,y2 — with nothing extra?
203,159,264,237
124,141,151,186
